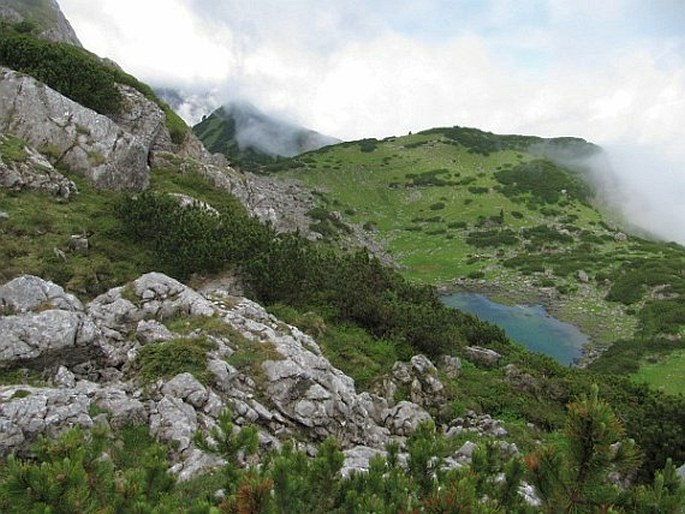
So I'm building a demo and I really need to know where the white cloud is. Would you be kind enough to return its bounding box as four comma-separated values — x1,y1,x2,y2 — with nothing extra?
59,0,234,86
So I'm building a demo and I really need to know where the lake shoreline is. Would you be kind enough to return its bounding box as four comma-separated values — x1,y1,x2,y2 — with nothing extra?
437,278,614,367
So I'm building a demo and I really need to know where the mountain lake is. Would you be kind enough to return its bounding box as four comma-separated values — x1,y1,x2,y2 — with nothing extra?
442,292,588,365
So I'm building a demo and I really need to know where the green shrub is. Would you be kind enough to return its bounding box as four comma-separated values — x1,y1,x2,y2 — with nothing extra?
466,229,519,248
164,107,187,144
494,159,591,206
522,225,574,245
358,139,378,152
0,32,121,114
405,169,457,187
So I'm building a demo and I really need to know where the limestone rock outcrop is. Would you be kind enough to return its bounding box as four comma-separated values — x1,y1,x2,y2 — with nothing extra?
0,67,149,190
0,272,435,479
464,345,501,367
373,354,448,413
111,84,166,149
0,274,83,313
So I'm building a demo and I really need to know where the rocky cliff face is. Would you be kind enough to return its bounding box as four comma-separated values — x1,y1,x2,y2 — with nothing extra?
0,0,82,47
0,273,507,480
0,67,150,190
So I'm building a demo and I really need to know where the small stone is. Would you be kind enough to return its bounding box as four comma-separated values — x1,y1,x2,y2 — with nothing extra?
391,361,413,384
464,346,501,367
136,319,174,344
456,441,478,461
492,426,508,438
68,234,89,253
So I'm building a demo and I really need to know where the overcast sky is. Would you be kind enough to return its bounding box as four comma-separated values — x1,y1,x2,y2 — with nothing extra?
59,0,685,242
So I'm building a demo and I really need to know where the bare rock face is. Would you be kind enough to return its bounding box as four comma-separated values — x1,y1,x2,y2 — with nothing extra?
228,297,392,448
341,446,388,477
0,276,101,370
0,67,149,190
444,410,509,440
0,385,93,454
0,310,101,367
438,354,462,379
383,401,432,436
0,272,437,480
0,274,83,313
374,354,447,413
110,84,165,149
150,129,219,165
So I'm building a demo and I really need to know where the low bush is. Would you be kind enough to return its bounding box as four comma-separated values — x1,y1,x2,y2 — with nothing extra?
405,168,457,187
466,229,519,248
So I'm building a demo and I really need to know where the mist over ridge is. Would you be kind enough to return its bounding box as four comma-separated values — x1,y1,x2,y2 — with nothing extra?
583,144,685,245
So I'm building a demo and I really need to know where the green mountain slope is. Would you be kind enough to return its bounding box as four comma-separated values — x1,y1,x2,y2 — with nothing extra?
0,0,82,46
281,128,601,284
277,126,685,389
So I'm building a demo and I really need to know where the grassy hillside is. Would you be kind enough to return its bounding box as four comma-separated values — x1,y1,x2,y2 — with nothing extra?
280,130,599,281
276,127,685,388
0,158,243,296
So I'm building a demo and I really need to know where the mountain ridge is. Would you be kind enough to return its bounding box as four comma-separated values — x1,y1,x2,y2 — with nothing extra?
193,100,340,167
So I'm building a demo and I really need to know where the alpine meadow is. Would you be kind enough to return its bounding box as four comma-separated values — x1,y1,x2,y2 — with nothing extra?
0,1,684,512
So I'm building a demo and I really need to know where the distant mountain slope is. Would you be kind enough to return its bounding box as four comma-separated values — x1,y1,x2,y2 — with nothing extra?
0,0,82,46
280,126,604,283
192,101,340,167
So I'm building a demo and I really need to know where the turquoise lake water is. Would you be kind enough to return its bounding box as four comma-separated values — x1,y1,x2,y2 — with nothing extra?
442,292,588,365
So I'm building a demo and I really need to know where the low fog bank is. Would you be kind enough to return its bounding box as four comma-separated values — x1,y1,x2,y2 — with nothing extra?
578,144,685,245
